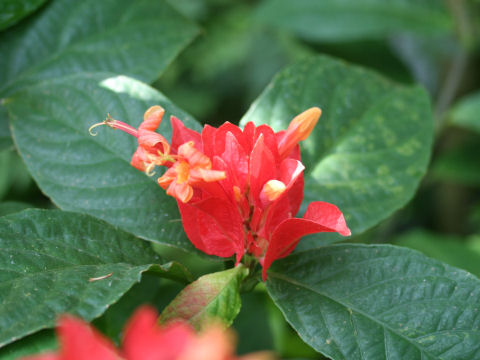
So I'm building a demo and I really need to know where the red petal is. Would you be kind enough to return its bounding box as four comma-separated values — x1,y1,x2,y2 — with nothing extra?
254,124,279,163
57,316,119,360
221,131,248,191
123,306,193,360
177,199,244,262
138,129,170,154
249,135,276,208
214,122,249,157
242,121,256,154
139,106,165,131
304,201,351,237
201,124,217,158
261,159,304,237
171,116,202,151
131,147,147,171
262,201,350,280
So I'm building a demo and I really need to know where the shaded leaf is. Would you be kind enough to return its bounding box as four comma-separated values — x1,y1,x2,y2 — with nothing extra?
93,274,171,345
267,244,480,360
396,229,480,277
450,91,480,133
0,331,56,360
0,108,12,152
0,201,32,217
432,139,480,186
159,266,248,329
148,261,194,284
6,73,202,252
0,151,9,200
241,56,434,239
0,0,47,31
234,289,275,354
0,209,162,347
255,0,453,42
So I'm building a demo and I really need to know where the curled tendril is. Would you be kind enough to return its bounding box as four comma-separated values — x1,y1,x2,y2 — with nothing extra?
88,114,116,136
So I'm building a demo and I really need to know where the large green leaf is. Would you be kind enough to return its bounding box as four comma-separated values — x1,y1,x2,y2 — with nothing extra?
0,0,47,31
0,0,198,94
0,0,199,150
450,92,480,133
396,229,480,277
267,244,480,360
5,74,202,252
0,209,162,348
159,266,248,330
241,56,434,238
255,0,453,42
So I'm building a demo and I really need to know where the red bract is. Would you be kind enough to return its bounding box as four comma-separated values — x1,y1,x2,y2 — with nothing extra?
91,106,351,279
21,306,273,360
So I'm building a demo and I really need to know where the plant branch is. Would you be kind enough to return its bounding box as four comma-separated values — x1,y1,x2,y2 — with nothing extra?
434,0,473,129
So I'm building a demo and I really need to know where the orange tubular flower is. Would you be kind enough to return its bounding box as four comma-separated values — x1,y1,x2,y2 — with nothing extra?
93,106,350,279
157,141,226,203
21,306,274,360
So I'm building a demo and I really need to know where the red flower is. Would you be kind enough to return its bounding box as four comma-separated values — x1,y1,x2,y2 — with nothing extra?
21,306,273,360
91,106,350,279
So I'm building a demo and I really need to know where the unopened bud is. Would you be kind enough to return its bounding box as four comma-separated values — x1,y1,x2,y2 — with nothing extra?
278,107,321,159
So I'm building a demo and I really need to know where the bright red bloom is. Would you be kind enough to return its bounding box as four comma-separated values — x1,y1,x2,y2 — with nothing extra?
92,106,350,279
21,306,273,360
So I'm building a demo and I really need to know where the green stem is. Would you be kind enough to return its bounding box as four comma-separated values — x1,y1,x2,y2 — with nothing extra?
434,0,473,129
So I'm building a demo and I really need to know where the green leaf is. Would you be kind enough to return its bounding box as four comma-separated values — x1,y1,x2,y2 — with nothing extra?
5,73,202,252
0,0,47,31
396,229,480,277
0,201,32,217
450,92,480,133
159,266,248,330
0,0,199,95
241,55,434,238
0,0,199,151
255,0,453,42
148,261,194,284
0,209,162,347
267,244,480,360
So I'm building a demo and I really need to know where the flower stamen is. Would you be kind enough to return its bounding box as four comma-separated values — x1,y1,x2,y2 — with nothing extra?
89,114,139,137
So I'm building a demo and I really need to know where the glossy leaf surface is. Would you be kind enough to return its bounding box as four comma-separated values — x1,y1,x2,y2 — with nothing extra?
267,244,480,360
242,56,434,238
0,0,199,151
0,209,161,347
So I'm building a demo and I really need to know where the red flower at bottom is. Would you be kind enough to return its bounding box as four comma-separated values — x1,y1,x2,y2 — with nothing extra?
21,307,274,360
